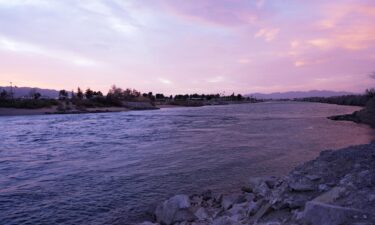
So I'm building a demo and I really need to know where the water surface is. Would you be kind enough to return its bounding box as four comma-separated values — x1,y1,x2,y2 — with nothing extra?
0,102,374,224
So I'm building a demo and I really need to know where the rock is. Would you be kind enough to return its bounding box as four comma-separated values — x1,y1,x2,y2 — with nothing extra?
190,195,203,207
212,216,239,225
300,201,370,225
246,200,262,216
221,194,244,210
318,184,329,192
248,177,271,197
155,195,195,225
250,202,273,223
213,193,223,204
283,196,307,209
227,202,247,219
256,222,281,225
368,194,375,202
194,207,209,221
202,190,212,201
241,186,252,193
306,174,321,181
137,222,159,225
313,187,345,204
288,179,315,192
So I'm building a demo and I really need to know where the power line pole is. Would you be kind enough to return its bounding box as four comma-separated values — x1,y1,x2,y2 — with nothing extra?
10,82,13,99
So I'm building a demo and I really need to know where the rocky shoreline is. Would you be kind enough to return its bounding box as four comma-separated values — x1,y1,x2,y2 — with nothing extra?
137,142,375,225
328,103,375,128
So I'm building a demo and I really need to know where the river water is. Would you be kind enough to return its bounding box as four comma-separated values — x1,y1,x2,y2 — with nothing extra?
0,102,374,224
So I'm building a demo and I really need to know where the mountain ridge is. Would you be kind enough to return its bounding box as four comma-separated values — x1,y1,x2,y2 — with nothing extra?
247,90,356,99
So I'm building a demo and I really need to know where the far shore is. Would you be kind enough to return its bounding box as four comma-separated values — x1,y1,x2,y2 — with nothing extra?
0,106,131,117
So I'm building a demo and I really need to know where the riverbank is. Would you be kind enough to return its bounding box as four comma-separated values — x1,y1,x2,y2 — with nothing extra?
0,106,132,116
329,106,375,128
0,100,261,116
138,142,375,225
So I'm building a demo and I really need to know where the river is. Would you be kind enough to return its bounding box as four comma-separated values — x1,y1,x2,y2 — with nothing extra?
0,102,374,224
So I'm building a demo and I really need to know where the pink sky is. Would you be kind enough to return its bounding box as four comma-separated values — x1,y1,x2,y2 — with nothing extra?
0,0,374,94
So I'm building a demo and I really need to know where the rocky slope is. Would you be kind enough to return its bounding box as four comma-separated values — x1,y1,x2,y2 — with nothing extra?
137,142,375,225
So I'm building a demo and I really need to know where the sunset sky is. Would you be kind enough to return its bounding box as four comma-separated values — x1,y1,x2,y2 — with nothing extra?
0,0,374,94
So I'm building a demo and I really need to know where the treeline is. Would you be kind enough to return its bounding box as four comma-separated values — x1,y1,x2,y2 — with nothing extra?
0,89,58,109
0,85,254,109
296,89,375,107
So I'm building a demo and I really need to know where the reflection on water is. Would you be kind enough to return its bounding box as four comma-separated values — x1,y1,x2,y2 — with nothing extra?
0,102,374,224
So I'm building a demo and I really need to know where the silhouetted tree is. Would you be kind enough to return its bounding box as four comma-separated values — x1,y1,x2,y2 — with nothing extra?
155,93,165,99
59,90,69,100
366,88,375,99
85,88,94,99
76,87,84,100
0,89,8,99
29,89,41,100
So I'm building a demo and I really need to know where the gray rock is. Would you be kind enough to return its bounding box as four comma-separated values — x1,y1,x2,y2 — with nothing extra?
137,222,159,225
313,187,345,204
221,194,243,210
306,174,321,181
301,201,369,225
318,184,329,192
212,216,239,225
248,177,271,197
368,194,375,202
227,202,247,220
155,194,195,225
288,179,315,192
194,207,209,221
246,200,262,216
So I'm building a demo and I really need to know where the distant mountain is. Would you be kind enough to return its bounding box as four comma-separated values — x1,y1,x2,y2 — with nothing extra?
0,86,59,98
247,90,356,100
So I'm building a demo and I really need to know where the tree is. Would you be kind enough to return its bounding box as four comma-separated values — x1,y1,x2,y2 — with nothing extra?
156,93,165,99
0,89,8,99
59,90,69,100
76,87,84,100
108,85,123,99
366,88,375,99
85,88,94,99
29,89,41,100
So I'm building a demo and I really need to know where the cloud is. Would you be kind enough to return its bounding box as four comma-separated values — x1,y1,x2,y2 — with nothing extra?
256,0,266,9
254,28,280,42
0,0,52,8
0,36,98,67
158,78,172,84
207,76,224,83
237,58,251,64
159,0,260,27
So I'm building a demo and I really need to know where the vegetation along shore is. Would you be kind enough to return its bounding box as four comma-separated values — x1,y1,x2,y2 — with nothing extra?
0,85,258,116
294,88,375,127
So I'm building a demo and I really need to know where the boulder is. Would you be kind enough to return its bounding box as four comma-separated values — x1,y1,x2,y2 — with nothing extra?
194,207,209,221
221,194,244,210
300,201,370,225
155,195,195,225
313,187,345,204
137,222,159,225
248,177,271,197
212,216,240,225
288,179,315,192
306,174,321,181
